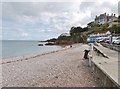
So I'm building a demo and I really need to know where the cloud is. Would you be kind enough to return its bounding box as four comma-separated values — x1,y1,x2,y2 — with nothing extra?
80,1,118,18
21,32,28,37
2,1,119,40
36,29,45,33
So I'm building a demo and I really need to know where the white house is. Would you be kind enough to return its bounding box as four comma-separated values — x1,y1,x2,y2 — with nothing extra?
95,13,118,25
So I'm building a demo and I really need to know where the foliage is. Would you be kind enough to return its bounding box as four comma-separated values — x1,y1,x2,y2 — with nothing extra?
47,38,57,42
48,16,120,44
101,23,109,31
108,24,120,34
87,21,100,28
70,26,83,36
83,27,89,32
69,26,85,43
118,16,120,22
56,36,72,45
58,36,71,41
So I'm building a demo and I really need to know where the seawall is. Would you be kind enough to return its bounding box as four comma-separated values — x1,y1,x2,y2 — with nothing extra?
87,43,120,88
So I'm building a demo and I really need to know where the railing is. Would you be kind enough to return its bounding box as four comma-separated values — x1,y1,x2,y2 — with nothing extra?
87,43,120,88
101,43,120,52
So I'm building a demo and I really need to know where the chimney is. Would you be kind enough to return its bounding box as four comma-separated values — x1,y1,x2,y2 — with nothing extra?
105,12,106,15
114,14,116,17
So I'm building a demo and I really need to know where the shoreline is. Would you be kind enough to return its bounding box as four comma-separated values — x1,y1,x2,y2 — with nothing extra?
1,44,79,64
2,43,101,87
2,40,63,60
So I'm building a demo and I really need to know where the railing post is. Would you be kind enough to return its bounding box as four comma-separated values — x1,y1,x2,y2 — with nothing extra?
88,55,92,67
89,43,93,55
88,43,93,67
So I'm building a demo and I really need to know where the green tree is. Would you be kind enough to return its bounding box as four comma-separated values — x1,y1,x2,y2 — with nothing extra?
87,21,100,28
118,15,120,21
70,26,83,36
69,26,84,43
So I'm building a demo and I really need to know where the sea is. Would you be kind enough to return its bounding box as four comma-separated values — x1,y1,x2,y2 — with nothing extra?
1,40,61,58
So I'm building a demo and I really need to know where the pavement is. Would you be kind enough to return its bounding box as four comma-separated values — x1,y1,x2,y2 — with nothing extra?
92,43,119,86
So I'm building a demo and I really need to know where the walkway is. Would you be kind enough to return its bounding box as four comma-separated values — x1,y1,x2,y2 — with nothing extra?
92,43,119,87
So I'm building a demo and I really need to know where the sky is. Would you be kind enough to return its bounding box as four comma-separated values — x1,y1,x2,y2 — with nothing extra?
1,0,120,40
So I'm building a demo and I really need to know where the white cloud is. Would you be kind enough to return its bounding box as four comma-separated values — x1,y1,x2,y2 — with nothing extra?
36,29,45,33
2,1,119,40
21,32,28,37
1,0,84,3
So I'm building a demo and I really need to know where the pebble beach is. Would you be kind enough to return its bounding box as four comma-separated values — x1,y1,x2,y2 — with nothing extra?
2,44,100,87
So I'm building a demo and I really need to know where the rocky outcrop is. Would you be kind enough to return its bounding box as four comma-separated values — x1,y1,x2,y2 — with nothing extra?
38,44,44,46
45,42,55,45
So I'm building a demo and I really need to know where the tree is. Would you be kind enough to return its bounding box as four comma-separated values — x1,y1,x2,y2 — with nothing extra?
83,27,88,31
69,26,84,43
47,38,57,42
111,25,120,34
70,26,83,36
101,23,109,31
118,15,120,21
87,21,100,28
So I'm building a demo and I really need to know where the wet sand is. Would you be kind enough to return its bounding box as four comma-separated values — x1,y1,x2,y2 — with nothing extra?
2,44,100,87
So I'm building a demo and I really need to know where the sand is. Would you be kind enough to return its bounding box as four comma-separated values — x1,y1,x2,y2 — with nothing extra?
2,44,100,87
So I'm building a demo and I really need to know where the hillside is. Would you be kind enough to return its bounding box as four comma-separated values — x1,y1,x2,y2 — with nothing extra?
46,15,120,45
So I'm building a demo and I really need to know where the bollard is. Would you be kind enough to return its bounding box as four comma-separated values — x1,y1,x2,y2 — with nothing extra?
88,55,92,67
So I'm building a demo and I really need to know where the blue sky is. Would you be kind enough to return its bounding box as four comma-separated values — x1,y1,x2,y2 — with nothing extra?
1,0,119,40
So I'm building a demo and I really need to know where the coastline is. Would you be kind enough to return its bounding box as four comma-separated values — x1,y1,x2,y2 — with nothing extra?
1,44,76,64
2,40,62,59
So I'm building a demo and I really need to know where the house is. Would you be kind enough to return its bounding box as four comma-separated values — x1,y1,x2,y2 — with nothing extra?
109,19,119,27
95,13,118,25
95,13,108,24
87,31,111,43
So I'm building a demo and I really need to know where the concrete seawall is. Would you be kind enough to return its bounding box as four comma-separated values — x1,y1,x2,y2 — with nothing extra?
88,58,119,87
87,43,120,88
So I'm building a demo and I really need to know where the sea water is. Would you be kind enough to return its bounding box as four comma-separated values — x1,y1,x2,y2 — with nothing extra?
1,40,61,58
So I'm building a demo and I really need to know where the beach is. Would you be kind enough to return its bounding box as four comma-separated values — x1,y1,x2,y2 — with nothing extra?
2,44,100,87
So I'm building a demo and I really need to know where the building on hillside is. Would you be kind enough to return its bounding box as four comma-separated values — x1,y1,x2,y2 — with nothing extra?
109,19,119,27
87,31,111,43
95,13,107,24
60,33,70,37
95,13,118,25
89,31,111,37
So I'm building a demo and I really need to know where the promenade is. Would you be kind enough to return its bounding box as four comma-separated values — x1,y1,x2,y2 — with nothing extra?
89,43,120,87
2,44,100,87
